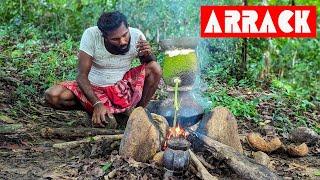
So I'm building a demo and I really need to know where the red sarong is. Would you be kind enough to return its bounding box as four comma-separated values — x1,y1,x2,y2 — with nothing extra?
59,64,146,114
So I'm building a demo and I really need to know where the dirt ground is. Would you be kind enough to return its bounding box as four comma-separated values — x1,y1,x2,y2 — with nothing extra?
0,79,319,179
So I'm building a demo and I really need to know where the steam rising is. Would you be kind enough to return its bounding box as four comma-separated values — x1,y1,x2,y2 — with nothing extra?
165,49,195,57
116,0,240,111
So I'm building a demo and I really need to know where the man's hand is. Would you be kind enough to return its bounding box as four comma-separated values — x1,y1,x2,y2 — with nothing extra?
92,103,111,127
136,37,152,57
136,37,156,63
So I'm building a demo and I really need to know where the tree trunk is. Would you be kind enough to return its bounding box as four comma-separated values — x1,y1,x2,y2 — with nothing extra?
239,0,248,80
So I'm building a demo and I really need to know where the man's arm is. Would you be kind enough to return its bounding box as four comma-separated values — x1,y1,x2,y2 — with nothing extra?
139,53,156,64
76,51,108,127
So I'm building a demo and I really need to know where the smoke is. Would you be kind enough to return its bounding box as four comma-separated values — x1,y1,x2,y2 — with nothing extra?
115,0,240,111
192,40,213,111
116,0,213,40
193,38,241,111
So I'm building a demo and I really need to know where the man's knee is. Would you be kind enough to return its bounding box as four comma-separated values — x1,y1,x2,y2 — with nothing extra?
44,86,62,106
146,61,162,80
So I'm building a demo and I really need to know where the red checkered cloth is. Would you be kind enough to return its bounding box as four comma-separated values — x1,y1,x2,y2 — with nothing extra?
59,64,146,114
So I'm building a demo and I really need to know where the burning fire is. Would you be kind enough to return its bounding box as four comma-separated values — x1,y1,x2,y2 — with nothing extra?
163,125,188,150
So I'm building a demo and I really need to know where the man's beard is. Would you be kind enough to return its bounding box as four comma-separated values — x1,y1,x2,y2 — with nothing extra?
107,37,131,55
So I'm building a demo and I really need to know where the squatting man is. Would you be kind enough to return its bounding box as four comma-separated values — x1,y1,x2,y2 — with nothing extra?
45,11,162,127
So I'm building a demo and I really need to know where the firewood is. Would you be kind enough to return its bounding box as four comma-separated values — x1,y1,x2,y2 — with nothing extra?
53,134,123,149
189,164,198,176
189,149,219,180
41,127,124,140
187,130,280,180
196,154,215,170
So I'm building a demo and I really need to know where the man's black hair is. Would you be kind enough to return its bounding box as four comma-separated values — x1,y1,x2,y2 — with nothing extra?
97,11,128,36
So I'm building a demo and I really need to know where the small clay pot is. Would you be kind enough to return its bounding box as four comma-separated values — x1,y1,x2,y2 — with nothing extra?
163,137,191,176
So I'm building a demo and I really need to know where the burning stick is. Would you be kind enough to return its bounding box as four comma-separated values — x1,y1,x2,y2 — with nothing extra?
189,149,218,180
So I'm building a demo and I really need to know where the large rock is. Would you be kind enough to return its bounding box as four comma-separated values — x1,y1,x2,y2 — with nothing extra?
119,107,168,162
197,107,243,153
252,151,270,167
289,127,320,145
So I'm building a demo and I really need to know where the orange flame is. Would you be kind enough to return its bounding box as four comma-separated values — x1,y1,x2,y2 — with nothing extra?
163,125,188,150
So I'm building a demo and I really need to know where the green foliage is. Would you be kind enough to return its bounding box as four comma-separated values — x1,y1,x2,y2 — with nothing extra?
268,0,320,14
0,0,115,40
313,124,320,134
0,25,78,102
205,87,259,121
200,38,242,84
100,162,112,173
130,58,141,67
15,85,37,103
